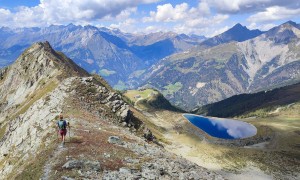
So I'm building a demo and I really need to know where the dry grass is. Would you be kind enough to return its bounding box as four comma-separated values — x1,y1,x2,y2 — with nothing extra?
0,123,7,140
124,89,158,103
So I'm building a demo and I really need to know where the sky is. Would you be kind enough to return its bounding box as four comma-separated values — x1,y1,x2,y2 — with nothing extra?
0,0,300,37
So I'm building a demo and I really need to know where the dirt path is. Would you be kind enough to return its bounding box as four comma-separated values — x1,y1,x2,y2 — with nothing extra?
41,121,76,180
41,143,66,180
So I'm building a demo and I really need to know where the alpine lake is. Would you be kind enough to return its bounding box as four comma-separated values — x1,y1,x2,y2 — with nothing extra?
183,114,257,139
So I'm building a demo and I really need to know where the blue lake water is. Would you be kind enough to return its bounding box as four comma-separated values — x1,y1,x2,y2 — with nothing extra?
183,114,257,139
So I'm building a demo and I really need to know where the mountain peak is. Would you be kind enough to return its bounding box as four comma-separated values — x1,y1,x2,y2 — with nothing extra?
283,20,297,27
22,41,89,78
32,41,54,53
232,23,245,29
264,20,300,43
227,23,250,34
201,23,263,46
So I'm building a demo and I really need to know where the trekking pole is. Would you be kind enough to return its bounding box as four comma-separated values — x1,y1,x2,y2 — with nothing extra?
69,124,71,143
57,128,59,142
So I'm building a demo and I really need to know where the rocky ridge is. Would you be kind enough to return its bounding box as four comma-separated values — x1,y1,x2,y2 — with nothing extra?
0,42,223,179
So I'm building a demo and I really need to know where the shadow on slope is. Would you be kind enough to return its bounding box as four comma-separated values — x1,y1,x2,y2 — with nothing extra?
195,82,300,118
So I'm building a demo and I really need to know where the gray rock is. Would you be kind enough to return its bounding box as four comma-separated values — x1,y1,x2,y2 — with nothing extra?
62,160,100,171
119,167,131,174
85,160,101,171
83,77,93,82
62,160,84,169
61,176,75,180
124,157,140,164
141,168,157,179
103,153,111,158
108,136,121,144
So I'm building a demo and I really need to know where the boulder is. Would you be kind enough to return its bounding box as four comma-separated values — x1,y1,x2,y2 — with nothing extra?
62,160,84,169
62,160,100,171
61,176,75,180
108,136,121,144
85,160,101,171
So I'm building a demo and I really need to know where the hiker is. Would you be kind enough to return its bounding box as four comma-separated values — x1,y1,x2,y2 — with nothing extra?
57,114,69,144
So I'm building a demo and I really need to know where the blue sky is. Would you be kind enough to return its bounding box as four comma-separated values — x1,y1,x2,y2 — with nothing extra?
0,0,300,37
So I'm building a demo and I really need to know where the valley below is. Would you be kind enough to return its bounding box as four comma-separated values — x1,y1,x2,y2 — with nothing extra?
126,90,300,180
144,108,300,180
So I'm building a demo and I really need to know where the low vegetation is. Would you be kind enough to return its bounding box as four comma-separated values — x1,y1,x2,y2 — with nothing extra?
124,89,183,112
13,142,56,180
162,82,183,96
124,89,158,103
195,82,300,118
0,123,7,140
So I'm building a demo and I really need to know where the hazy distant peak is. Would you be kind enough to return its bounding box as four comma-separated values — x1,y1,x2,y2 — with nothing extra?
231,23,245,29
264,20,300,43
201,23,263,47
282,20,298,27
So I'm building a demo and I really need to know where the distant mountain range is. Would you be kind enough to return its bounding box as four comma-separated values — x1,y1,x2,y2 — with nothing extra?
139,21,300,110
0,24,205,88
1,21,299,111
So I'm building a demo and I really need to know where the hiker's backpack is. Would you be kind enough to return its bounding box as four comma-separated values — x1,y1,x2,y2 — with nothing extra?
58,120,67,130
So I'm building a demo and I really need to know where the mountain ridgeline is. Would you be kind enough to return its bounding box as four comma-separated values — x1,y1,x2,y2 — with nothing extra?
140,21,300,110
1,21,300,111
0,25,205,89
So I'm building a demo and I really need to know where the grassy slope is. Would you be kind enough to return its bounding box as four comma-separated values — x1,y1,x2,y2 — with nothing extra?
134,100,300,179
195,82,300,118
124,89,184,112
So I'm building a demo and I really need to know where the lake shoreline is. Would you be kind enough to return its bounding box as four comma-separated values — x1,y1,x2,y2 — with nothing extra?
182,113,273,147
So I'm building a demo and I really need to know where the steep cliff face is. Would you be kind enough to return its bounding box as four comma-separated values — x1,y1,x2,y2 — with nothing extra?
0,42,223,179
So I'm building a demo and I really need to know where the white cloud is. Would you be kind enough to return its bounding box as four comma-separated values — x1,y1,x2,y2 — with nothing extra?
0,8,12,23
209,26,230,37
207,0,269,13
249,22,276,31
144,3,189,22
206,0,300,14
198,1,210,16
0,0,161,27
109,18,138,32
142,2,228,35
247,6,300,23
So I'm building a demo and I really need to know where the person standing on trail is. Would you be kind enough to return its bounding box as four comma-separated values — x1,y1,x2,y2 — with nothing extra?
57,114,69,144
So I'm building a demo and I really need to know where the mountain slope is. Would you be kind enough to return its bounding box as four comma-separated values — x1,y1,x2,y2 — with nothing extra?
0,25,203,89
0,42,223,179
139,21,300,110
194,82,300,117
123,88,184,112
0,41,88,117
